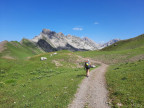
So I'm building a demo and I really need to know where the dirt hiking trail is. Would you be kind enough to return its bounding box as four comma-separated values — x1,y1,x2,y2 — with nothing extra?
68,62,110,108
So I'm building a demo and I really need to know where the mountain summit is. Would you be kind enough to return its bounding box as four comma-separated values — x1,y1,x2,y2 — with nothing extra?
99,39,120,49
31,29,99,51
0,29,120,57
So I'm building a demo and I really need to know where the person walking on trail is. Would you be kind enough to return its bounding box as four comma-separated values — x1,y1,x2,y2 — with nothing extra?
84,59,91,77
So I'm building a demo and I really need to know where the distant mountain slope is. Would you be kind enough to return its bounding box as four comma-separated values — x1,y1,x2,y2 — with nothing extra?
0,28,131,59
31,29,99,51
99,39,120,49
82,37,100,48
0,39,43,59
102,34,144,51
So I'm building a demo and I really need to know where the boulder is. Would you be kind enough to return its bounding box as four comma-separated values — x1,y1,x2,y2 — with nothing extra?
40,57,47,61
91,65,96,68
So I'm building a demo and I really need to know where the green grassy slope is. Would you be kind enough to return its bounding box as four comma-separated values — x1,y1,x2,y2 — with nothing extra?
76,34,144,107
106,60,144,107
0,50,97,108
75,47,144,64
0,39,43,59
102,34,144,51
0,33,144,107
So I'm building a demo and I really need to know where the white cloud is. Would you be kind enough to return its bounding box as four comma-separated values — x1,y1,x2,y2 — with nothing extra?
73,27,83,31
94,22,99,24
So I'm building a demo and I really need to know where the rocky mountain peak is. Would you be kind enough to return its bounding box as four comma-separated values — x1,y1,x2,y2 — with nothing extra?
99,38,120,49
31,29,100,51
57,32,64,37
83,37,90,41
42,29,56,36
30,29,120,52
42,29,51,34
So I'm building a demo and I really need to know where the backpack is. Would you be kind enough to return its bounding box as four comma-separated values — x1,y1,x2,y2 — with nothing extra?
85,61,90,69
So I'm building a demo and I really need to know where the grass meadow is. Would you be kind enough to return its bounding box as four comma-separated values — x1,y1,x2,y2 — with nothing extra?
0,34,144,107
106,60,144,107
76,46,144,107
0,50,97,108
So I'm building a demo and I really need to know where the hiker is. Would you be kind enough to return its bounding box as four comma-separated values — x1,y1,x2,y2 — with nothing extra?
84,59,91,77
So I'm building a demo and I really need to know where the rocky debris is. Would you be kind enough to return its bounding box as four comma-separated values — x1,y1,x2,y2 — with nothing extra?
40,57,47,61
50,52,58,56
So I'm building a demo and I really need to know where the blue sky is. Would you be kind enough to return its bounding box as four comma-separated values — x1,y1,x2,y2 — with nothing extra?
0,0,144,43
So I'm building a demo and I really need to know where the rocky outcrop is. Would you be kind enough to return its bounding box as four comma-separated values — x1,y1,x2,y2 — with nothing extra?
37,39,57,52
30,29,120,52
82,37,100,48
99,39,120,49
31,29,99,52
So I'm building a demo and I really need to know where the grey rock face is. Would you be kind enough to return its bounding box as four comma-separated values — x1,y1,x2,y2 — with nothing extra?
31,29,99,52
37,39,57,52
31,29,120,52
83,37,100,49
99,39,120,49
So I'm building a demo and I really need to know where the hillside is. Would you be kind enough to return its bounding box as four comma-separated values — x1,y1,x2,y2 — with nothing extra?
0,39,43,59
0,50,94,108
0,33,144,107
0,29,120,59
76,34,144,107
102,34,144,51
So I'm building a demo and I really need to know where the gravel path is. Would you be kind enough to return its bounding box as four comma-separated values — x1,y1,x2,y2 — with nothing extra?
68,62,110,108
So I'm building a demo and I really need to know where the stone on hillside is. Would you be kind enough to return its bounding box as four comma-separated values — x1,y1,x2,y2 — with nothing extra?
53,52,57,55
91,65,96,68
40,57,47,61
50,52,57,57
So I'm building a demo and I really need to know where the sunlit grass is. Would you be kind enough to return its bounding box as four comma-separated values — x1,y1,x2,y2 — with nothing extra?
106,60,144,107
0,51,93,107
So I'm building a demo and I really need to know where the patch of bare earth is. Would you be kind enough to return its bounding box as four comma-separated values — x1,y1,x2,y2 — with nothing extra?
129,54,144,62
0,41,8,53
68,62,110,108
52,60,63,67
2,55,15,60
